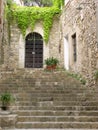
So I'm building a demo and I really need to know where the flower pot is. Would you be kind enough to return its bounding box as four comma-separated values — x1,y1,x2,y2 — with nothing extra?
46,65,53,70
52,65,56,69
46,65,57,71
1,106,8,111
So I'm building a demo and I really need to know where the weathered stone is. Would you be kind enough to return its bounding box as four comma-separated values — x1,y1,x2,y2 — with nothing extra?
60,0,97,86
0,113,17,129
0,0,98,87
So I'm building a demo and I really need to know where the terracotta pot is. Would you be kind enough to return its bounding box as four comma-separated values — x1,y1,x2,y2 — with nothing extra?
1,106,8,111
46,65,53,70
46,65,57,70
52,65,56,69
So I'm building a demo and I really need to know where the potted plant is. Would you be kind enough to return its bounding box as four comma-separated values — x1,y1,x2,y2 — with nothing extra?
51,57,59,69
0,92,15,111
45,57,59,70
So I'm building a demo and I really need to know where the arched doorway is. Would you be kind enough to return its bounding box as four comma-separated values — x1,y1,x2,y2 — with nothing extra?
25,32,43,68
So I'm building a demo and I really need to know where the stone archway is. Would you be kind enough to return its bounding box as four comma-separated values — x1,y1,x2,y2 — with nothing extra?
25,32,43,68
19,22,49,69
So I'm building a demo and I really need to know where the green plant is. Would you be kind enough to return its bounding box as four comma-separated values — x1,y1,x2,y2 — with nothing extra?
45,57,52,66
51,57,59,65
66,72,86,85
45,57,59,66
5,0,64,43
0,92,15,110
94,70,98,81
5,0,13,45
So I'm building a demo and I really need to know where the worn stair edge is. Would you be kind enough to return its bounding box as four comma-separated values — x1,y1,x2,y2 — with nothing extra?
16,122,98,129
3,128,98,130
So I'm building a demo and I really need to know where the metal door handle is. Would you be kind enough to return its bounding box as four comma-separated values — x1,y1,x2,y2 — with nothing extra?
32,52,35,54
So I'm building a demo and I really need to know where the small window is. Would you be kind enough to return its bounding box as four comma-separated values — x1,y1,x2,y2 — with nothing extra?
72,33,77,62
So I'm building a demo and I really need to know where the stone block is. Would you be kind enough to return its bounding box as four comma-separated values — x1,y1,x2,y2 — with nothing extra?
0,112,17,129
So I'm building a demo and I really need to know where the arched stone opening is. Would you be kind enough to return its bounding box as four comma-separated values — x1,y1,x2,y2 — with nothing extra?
18,22,49,69
25,32,43,68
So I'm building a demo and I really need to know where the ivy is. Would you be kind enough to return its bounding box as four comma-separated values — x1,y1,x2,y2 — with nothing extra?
6,0,64,43
5,0,14,44
53,0,64,8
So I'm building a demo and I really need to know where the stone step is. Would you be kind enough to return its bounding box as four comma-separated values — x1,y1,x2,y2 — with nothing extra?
0,74,81,82
0,82,82,88
17,110,98,116
0,87,89,92
1,70,98,129
16,96,94,102
16,101,98,107
17,116,98,122
16,122,98,129
16,93,92,98
18,85,86,89
0,72,71,77
0,85,85,89
4,129,98,130
0,83,81,87
1,105,98,112
11,96,96,101
17,106,98,111
0,93,94,97
53,101,98,106
0,88,90,94
0,94,91,101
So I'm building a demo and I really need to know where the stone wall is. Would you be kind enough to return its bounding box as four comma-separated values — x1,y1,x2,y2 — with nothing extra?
49,16,60,60
9,17,60,69
0,0,10,70
60,0,97,85
0,0,4,65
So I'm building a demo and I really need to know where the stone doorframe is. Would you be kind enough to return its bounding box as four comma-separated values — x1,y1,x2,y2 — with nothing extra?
64,35,69,70
18,23,49,68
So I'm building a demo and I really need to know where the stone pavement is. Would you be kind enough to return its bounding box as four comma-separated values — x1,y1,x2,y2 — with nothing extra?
1,70,98,129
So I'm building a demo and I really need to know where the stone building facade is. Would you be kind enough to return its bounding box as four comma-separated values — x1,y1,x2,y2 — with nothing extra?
60,0,98,84
1,0,98,84
9,16,60,69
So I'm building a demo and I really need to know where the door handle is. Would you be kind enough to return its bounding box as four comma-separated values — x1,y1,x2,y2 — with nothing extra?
32,52,35,54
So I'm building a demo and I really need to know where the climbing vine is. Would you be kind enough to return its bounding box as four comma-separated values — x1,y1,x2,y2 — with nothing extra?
53,0,64,8
6,0,64,42
5,0,14,44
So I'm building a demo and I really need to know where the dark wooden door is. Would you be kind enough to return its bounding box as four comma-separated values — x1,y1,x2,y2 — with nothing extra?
25,33,43,68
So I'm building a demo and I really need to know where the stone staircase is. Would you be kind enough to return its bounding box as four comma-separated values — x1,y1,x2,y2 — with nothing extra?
0,69,98,129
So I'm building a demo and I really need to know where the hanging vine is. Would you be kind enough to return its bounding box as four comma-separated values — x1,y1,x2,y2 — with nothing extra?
6,0,64,43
